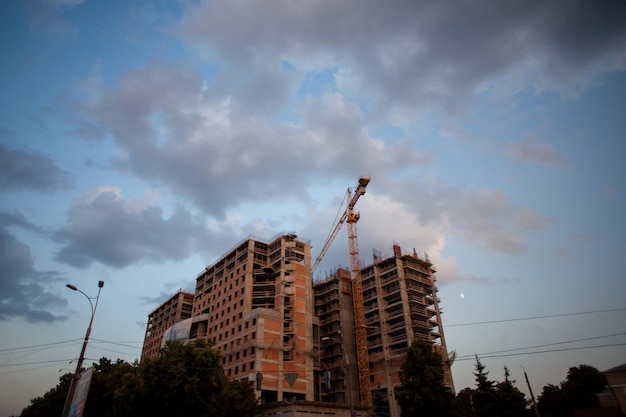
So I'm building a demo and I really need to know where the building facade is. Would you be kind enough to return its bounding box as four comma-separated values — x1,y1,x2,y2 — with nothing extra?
314,244,454,417
598,363,626,414
363,244,454,417
314,268,360,407
141,290,194,360
190,234,315,404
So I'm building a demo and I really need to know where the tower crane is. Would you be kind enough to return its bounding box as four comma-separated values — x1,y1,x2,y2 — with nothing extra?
313,175,372,408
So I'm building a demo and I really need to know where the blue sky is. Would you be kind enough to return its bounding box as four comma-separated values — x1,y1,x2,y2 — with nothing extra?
1,0,626,414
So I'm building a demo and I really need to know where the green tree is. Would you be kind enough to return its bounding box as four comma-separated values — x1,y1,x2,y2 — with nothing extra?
537,384,564,417
118,340,256,417
456,387,476,417
472,356,497,417
20,340,257,417
219,379,259,417
457,361,529,417
493,366,528,417
561,365,606,411
86,358,138,417
537,364,606,417
396,339,458,417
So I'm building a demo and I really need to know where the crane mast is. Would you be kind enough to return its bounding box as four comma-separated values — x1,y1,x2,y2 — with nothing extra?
347,185,372,409
312,176,372,408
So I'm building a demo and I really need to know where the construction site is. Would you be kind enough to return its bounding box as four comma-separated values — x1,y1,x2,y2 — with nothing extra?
141,176,454,417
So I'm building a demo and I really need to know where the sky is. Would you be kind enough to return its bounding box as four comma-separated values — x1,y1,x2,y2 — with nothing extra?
1,0,626,415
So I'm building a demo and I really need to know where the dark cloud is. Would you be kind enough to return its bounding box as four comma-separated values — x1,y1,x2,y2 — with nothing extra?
178,0,626,114
0,217,67,323
0,143,72,191
54,187,237,268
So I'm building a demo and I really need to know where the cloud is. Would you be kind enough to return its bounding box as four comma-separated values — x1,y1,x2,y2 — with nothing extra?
0,215,67,323
59,1,578,277
54,186,275,269
386,176,552,255
0,143,72,191
177,0,626,117
507,137,568,168
77,63,428,218
55,186,219,268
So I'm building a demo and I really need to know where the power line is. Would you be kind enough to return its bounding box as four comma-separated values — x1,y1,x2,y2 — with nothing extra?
0,359,76,368
90,339,143,350
447,307,626,327
456,332,626,360
0,362,73,377
456,343,626,361
0,339,83,353
0,338,142,354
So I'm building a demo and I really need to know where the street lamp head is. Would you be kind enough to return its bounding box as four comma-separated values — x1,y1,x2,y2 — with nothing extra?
66,284,78,291
98,280,104,288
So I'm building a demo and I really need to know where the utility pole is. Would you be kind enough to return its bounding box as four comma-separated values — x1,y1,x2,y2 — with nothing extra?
521,365,541,417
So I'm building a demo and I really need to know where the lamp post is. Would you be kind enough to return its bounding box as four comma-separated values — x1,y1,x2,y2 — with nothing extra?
61,280,104,417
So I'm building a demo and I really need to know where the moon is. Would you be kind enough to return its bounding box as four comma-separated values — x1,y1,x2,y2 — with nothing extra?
460,293,465,299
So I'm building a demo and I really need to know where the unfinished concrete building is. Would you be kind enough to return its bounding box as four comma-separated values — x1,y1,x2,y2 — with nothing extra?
314,268,360,407
141,290,194,360
362,244,453,416
143,237,453,417
190,233,317,404
314,244,454,417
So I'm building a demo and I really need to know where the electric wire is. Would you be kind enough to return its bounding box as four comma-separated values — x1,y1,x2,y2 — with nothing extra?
0,339,83,352
90,338,143,350
456,343,626,361
446,307,626,327
455,332,626,360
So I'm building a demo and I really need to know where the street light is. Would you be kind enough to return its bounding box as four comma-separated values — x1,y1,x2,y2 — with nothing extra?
61,280,104,417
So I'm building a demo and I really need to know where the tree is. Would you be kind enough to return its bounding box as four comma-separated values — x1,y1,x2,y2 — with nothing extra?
219,379,259,417
538,364,607,417
395,339,458,417
86,358,138,417
20,340,257,417
493,366,528,417
561,364,606,411
537,383,565,417
456,387,476,417
456,364,530,417
117,340,257,417
471,356,498,417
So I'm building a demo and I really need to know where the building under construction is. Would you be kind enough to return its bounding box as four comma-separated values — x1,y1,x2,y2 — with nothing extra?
315,245,454,417
141,235,453,417
140,176,454,417
142,290,194,360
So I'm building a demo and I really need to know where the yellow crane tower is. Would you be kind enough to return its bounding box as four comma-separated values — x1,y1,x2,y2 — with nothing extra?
313,175,372,408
